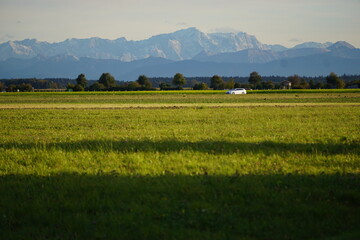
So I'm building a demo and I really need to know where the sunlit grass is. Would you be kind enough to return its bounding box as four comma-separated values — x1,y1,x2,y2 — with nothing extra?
1,106,359,176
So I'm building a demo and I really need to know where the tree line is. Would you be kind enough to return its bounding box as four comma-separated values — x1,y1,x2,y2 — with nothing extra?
0,78,66,92
66,73,190,91
1,72,359,92
64,72,357,92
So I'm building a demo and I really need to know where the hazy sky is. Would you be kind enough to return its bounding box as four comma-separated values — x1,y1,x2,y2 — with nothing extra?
1,0,359,47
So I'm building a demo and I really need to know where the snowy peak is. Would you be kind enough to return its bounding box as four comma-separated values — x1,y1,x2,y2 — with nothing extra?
208,31,268,51
0,41,36,59
172,27,203,36
294,42,333,49
327,41,356,50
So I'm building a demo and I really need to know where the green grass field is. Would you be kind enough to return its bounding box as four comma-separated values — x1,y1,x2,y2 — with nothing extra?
1,90,360,239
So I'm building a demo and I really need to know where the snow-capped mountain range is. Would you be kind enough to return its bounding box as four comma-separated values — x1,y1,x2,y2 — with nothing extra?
0,27,359,79
0,27,273,61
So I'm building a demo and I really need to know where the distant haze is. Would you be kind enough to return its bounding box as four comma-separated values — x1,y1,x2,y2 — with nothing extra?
0,0,359,48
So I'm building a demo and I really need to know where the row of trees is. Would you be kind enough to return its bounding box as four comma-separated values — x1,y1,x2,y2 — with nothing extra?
0,82,33,92
62,71,360,92
2,72,357,92
0,78,67,92
67,73,154,91
65,72,271,92
66,73,119,91
175,72,351,90
245,72,349,90
67,73,191,91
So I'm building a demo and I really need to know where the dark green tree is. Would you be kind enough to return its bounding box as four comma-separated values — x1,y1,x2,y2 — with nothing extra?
299,79,310,89
262,81,275,89
309,80,316,89
19,83,33,92
248,72,262,88
336,79,346,89
7,84,18,92
76,74,87,87
73,84,84,91
225,78,235,89
159,82,171,90
315,82,325,89
98,73,116,89
173,73,187,89
287,75,303,89
326,72,345,89
89,82,106,91
234,82,241,88
326,72,339,86
127,81,141,91
137,75,152,89
193,82,209,90
210,75,225,90
0,82,4,91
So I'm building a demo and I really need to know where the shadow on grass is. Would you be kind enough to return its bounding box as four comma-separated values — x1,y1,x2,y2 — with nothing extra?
1,173,360,240
1,139,359,155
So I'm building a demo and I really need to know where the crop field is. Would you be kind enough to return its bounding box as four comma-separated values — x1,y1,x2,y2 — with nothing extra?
1,90,360,239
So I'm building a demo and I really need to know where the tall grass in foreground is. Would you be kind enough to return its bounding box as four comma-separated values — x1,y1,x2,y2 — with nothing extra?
0,98,360,239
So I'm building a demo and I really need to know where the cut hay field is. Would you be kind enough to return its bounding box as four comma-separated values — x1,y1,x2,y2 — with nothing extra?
1,90,360,239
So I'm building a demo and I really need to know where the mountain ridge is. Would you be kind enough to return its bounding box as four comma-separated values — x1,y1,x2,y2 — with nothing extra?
1,49,359,80
0,28,271,61
0,28,359,79
2,27,350,62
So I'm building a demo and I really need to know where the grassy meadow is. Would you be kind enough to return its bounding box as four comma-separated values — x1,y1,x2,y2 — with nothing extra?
1,90,360,239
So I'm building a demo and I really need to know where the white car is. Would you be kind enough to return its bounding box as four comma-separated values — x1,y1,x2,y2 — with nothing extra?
226,88,247,94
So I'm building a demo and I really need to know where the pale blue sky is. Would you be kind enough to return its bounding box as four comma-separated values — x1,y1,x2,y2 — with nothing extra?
0,0,359,47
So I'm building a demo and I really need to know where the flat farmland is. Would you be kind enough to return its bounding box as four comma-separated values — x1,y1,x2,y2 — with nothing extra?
0,90,360,239
1,90,360,106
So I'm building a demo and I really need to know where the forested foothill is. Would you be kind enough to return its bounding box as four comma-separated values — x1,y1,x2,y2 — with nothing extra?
1,73,359,92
